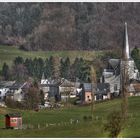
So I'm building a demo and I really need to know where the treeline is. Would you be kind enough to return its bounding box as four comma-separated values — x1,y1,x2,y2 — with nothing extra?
0,3,140,51
131,46,140,71
1,56,91,82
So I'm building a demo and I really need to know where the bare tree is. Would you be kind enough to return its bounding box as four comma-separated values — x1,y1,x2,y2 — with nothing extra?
90,65,97,118
121,61,129,122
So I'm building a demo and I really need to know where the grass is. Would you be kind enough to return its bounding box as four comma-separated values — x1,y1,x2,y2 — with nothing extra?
0,45,104,70
0,96,140,137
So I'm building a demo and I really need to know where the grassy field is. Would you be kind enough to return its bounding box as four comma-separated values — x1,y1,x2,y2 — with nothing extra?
0,96,140,138
0,45,104,70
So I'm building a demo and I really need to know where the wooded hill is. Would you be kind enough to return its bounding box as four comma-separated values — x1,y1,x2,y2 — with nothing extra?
0,3,140,51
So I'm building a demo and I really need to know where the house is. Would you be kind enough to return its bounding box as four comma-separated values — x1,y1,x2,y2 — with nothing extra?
49,84,60,102
5,113,22,129
76,82,111,104
0,87,9,101
133,83,140,96
82,83,92,104
40,84,49,101
6,82,28,102
95,83,110,101
128,81,140,96
40,77,81,102
59,79,76,101
0,81,15,101
76,83,92,104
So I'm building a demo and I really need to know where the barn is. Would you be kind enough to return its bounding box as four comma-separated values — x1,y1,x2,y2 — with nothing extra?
5,113,22,129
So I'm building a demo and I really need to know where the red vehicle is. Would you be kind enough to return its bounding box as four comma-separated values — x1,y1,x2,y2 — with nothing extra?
5,113,22,129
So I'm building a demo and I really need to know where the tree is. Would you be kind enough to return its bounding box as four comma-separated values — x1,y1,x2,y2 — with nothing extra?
131,46,139,61
39,90,45,105
60,57,70,79
104,110,123,138
90,66,96,118
24,58,33,76
32,57,44,79
12,64,28,81
71,57,90,82
14,56,24,65
44,58,50,78
44,56,60,79
24,85,40,110
131,46,140,71
1,62,10,80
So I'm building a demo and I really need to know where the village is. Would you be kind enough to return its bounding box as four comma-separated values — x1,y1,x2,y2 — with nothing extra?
0,23,140,131
0,24,140,111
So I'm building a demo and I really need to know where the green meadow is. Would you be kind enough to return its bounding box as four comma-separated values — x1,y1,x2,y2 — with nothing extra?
0,96,140,138
0,45,104,70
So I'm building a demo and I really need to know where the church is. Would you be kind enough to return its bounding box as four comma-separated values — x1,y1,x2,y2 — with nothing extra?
100,22,140,96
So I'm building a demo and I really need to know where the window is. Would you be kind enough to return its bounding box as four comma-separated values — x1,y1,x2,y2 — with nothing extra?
11,119,17,123
114,84,117,91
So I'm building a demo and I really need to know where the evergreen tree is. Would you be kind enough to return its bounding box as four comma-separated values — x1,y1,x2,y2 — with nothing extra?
44,58,50,78
12,64,28,82
37,58,44,79
2,62,10,80
45,56,54,77
32,57,40,79
14,56,24,65
24,58,33,76
60,57,70,79
72,57,90,82
131,46,140,70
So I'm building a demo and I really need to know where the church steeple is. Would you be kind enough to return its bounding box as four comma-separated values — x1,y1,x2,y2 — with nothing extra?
122,22,130,60
41,72,45,80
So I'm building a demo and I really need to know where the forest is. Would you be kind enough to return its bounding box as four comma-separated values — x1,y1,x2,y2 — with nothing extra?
0,3,140,51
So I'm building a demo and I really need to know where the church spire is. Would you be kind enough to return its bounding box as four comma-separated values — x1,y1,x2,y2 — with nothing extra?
122,22,130,60
41,72,45,80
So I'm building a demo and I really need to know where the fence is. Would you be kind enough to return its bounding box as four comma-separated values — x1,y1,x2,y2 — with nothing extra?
21,115,105,130
22,118,83,130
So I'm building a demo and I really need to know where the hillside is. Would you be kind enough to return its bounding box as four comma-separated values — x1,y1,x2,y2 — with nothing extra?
0,45,104,70
0,3,140,51
0,96,140,137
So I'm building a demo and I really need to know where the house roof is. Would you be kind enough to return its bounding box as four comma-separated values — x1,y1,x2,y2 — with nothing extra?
5,113,21,117
96,83,110,95
60,79,75,87
83,83,92,92
109,59,120,69
0,81,15,88
9,82,26,90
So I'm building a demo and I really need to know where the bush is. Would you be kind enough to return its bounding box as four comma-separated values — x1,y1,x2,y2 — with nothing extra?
83,116,88,121
104,110,123,138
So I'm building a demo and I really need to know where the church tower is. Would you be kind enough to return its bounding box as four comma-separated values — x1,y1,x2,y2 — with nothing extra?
122,22,130,60
121,22,139,81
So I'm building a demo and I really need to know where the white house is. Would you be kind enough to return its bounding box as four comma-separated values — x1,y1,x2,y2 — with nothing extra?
0,87,9,100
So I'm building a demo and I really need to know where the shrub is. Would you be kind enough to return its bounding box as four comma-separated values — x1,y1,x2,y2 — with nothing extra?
104,110,123,138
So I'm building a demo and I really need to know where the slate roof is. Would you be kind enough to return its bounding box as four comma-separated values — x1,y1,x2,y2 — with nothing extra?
60,79,75,87
96,83,110,95
83,83,92,92
0,81,15,88
9,82,26,90
109,59,120,69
